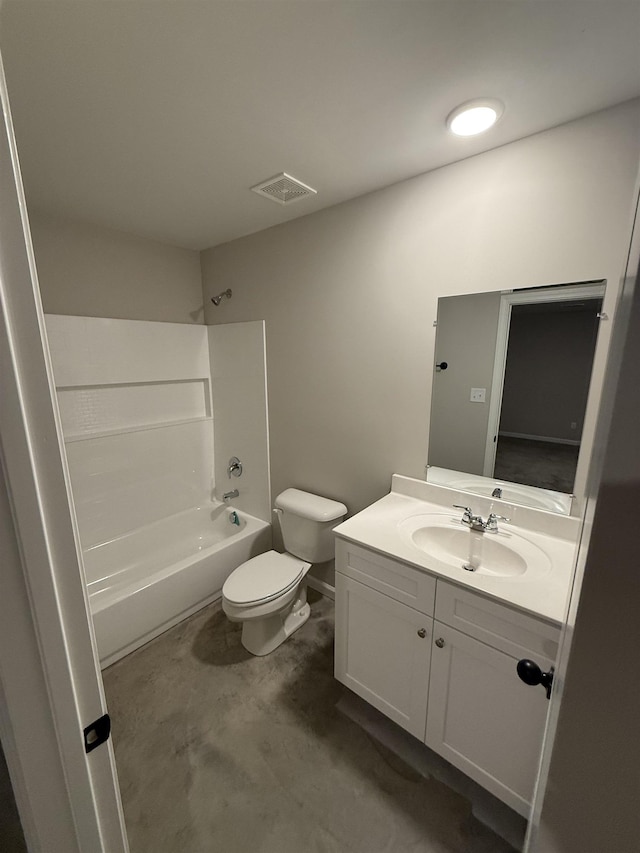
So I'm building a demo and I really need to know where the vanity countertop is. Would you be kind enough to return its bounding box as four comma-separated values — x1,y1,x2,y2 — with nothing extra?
333,478,580,625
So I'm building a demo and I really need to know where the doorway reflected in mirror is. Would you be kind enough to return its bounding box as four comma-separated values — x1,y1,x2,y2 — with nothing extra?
494,297,601,492
428,281,605,513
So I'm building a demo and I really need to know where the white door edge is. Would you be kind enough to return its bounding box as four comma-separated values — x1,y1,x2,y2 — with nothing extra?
482,292,512,476
524,187,640,850
0,49,129,852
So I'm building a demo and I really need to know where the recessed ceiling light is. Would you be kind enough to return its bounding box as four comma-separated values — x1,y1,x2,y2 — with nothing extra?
446,99,503,137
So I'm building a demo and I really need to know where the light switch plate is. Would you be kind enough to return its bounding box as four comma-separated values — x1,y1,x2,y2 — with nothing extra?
470,388,486,403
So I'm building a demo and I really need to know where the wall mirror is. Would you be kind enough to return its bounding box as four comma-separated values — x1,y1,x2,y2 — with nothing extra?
427,281,605,514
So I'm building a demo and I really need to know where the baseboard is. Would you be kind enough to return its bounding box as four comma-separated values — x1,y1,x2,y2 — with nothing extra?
306,576,335,601
499,431,580,447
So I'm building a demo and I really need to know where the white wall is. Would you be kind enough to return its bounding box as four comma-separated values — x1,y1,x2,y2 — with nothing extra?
208,322,271,522
201,101,640,526
30,209,204,323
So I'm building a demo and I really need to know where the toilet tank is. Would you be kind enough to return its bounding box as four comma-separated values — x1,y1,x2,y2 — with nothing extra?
274,488,347,563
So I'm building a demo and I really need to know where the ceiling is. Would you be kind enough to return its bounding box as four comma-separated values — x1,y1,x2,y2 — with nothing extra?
2,1,639,251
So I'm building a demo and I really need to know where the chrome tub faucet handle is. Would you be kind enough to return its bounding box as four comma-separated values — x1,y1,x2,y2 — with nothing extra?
227,456,243,478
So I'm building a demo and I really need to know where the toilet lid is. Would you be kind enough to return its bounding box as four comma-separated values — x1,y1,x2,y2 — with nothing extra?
222,551,308,606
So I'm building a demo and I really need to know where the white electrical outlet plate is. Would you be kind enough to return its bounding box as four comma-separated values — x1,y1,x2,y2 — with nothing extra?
470,388,486,403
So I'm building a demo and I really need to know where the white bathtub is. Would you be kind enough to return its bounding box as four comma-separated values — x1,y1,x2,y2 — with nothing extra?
85,503,272,667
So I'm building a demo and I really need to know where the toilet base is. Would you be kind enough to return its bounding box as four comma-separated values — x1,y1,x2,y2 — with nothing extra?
241,594,310,656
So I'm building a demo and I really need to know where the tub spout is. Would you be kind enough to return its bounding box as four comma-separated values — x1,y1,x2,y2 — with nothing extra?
223,489,239,502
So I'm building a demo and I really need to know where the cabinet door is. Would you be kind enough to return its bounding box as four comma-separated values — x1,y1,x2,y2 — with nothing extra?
426,622,551,816
335,573,432,739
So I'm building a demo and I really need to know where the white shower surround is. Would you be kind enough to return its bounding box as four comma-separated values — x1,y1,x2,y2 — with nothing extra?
45,314,272,666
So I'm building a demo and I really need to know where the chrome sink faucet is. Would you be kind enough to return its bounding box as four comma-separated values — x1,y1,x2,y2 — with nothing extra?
453,505,510,534
223,489,239,502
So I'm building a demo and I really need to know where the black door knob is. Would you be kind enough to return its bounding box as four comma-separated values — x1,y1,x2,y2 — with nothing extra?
517,659,555,700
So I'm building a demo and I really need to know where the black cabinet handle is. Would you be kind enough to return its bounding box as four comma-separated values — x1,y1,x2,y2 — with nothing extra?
517,659,555,700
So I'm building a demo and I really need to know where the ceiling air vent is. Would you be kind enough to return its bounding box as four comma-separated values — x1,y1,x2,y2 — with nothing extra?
250,172,317,205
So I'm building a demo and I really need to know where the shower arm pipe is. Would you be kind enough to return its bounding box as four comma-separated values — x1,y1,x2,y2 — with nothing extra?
211,288,232,306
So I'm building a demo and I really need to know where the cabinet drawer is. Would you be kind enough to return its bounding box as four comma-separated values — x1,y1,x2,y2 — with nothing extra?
435,580,560,662
336,538,436,616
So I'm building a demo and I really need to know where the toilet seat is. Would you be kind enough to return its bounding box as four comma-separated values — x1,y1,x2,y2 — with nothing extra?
222,551,309,607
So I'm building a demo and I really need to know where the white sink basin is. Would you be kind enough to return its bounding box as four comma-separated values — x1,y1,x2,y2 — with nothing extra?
398,514,552,579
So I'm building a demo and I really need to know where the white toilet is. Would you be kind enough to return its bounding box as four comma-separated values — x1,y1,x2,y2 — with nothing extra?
222,488,347,656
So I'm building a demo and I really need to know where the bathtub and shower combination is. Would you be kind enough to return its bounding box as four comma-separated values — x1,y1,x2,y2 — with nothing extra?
45,314,273,667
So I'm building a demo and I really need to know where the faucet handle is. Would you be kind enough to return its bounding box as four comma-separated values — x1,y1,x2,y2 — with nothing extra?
453,504,474,524
227,456,243,479
485,512,510,532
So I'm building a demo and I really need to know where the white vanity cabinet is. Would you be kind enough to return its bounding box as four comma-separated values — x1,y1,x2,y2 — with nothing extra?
334,539,561,817
334,540,436,739
426,581,558,814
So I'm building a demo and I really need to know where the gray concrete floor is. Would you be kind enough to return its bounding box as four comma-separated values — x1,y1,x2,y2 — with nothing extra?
104,592,516,853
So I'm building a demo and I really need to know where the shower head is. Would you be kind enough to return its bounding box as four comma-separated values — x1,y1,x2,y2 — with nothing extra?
211,288,232,306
